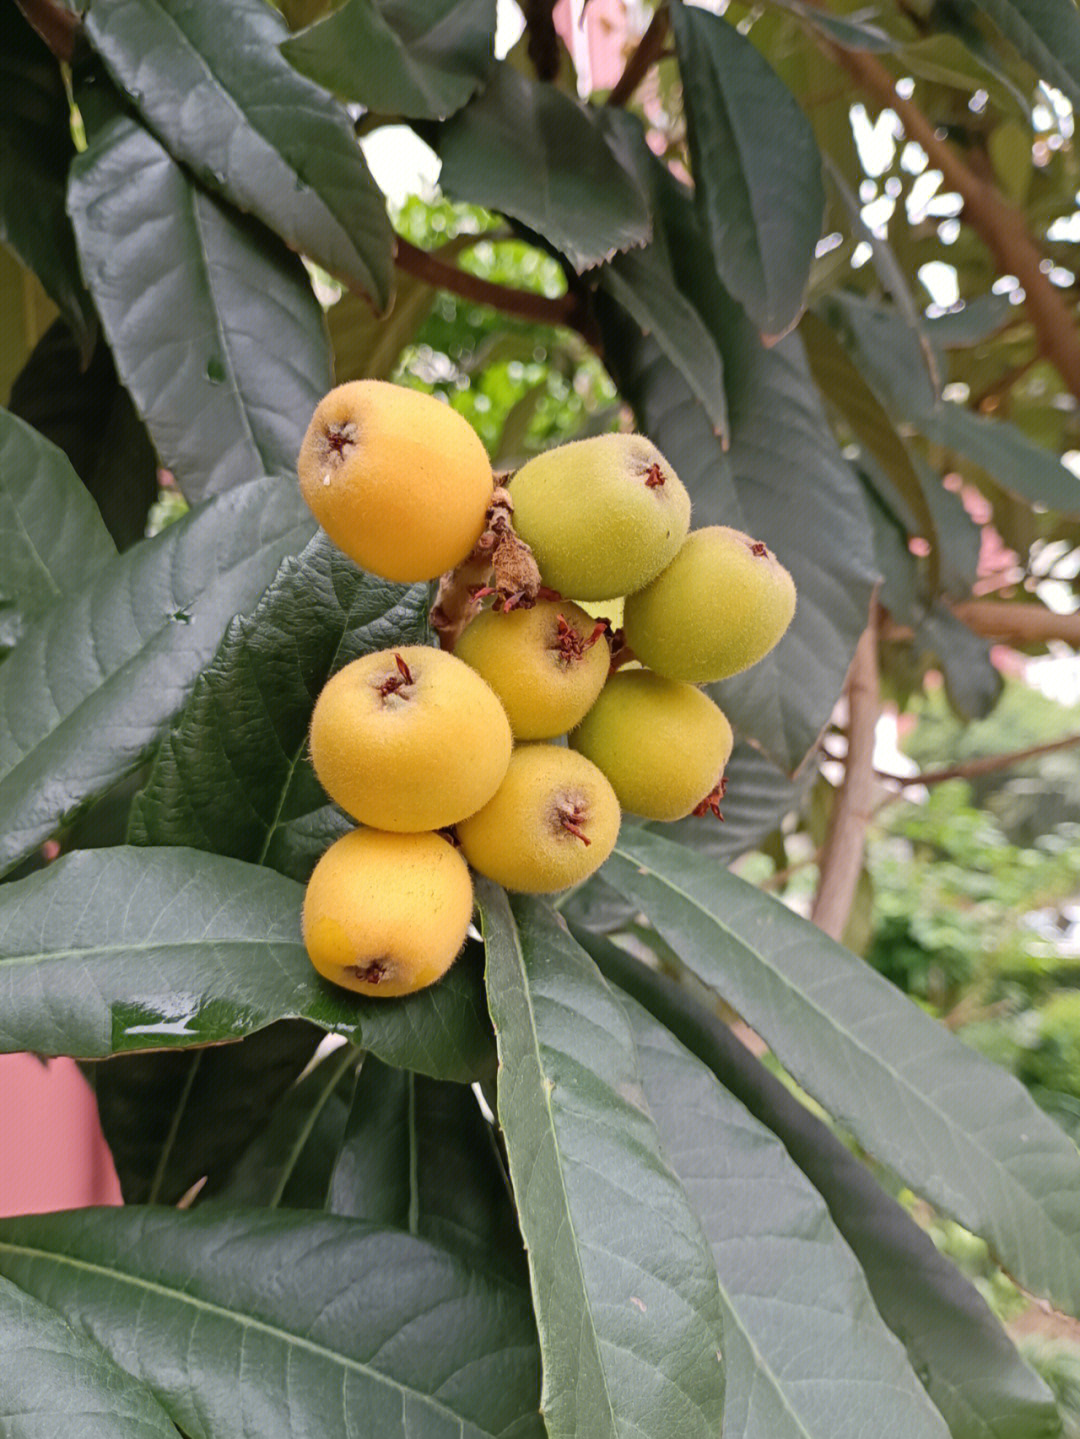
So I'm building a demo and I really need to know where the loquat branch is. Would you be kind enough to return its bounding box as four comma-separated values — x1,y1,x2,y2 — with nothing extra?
811,604,881,942
607,5,671,107
876,732,1080,789
393,236,589,332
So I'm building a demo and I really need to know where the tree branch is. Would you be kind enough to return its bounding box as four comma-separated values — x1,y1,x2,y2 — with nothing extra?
882,598,1080,648
811,607,881,942
877,731,1080,789
13,0,78,61
824,45,1080,402
394,236,589,333
607,6,670,107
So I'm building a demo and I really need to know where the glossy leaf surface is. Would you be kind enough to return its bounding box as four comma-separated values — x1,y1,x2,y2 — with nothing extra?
68,117,332,503
669,0,824,337
0,476,314,877
283,0,495,118
621,988,951,1438
480,885,726,1439
598,943,1062,1439
0,845,492,1079
0,1207,543,1438
437,64,651,271
129,532,430,879
604,828,1080,1315
83,0,394,305
0,409,115,631
0,1274,178,1439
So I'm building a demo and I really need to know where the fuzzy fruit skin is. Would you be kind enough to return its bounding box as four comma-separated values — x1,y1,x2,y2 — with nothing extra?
623,527,796,683
297,380,493,582
303,828,473,997
456,745,620,893
508,434,691,600
454,599,610,740
309,645,512,831
570,670,733,821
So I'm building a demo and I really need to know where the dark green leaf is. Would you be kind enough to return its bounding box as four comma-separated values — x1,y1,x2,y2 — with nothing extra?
800,310,940,556
327,1055,524,1274
0,1274,178,1438
603,828,1080,1316
91,1021,323,1204
964,0,1080,111
0,7,96,353
824,293,1080,514
0,1207,544,1439
0,476,314,878
596,942,1062,1439
283,0,495,118
9,320,159,551
68,116,332,504
617,983,951,1438
128,532,429,878
213,1043,359,1209
479,884,725,1439
0,845,494,1078
437,63,651,271
0,408,115,631
599,249,728,440
915,601,1004,720
83,0,394,306
669,0,824,338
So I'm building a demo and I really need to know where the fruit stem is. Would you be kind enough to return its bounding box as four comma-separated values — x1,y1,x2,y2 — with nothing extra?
431,486,542,650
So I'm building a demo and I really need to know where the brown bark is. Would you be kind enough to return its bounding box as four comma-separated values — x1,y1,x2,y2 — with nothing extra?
607,6,670,107
811,609,881,942
394,237,586,331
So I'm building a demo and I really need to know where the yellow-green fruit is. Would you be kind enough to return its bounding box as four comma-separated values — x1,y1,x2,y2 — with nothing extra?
570,670,733,821
623,527,796,683
297,380,493,582
508,434,691,600
303,828,473,997
309,645,512,831
457,745,620,894
454,600,610,740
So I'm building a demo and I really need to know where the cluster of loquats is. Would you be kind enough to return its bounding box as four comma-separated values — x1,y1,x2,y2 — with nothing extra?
295,380,796,1001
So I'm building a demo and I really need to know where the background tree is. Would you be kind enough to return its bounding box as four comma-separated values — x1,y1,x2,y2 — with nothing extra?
3,0,1080,1433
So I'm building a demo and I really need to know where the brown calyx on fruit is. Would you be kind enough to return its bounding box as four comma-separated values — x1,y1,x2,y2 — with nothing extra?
553,792,592,845
693,776,728,820
346,958,393,985
375,652,415,700
750,541,769,557
431,484,543,649
644,462,665,489
323,420,358,464
551,614,608,666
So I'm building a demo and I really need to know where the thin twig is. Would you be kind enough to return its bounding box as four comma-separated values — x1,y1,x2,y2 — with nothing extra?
394,236,584,330
876,732,1080,789
607,6,670,107
882,599,1080,648
811,606,881,942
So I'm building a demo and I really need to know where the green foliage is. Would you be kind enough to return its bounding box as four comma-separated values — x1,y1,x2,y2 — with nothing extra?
4,0,1080,1433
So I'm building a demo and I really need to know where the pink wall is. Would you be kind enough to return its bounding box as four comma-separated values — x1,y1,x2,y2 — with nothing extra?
0,1054,122,1216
